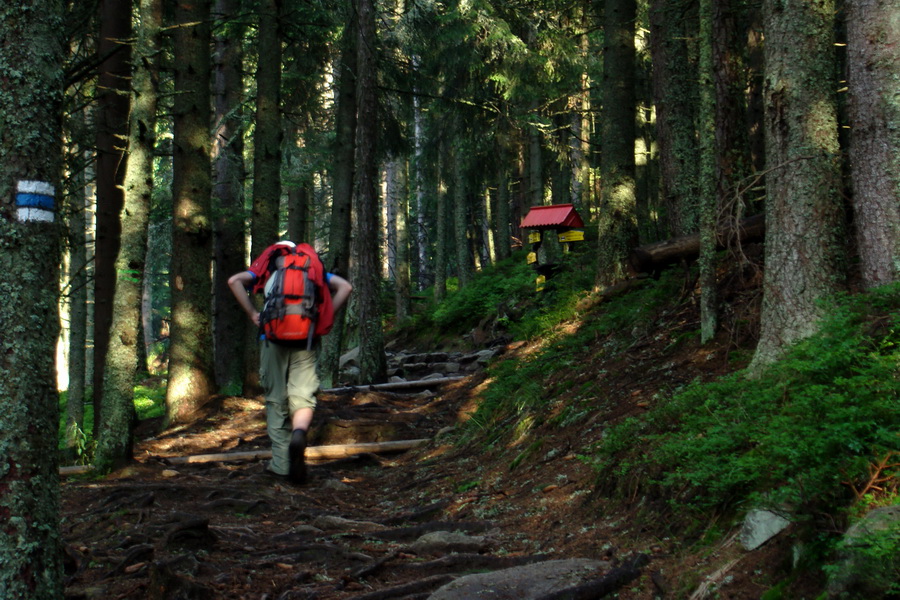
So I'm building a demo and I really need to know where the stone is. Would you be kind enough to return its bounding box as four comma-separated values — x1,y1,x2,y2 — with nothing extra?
739,509,791,551
428,558,610,600
407,531,493,555
826,504,900,599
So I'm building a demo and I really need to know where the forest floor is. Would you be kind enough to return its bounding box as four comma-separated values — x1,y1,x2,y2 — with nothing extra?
61,259,824,599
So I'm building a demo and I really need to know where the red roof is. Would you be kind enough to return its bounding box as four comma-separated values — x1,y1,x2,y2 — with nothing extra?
520,204,585,229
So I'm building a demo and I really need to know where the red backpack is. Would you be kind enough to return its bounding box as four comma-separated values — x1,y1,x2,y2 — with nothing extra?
257,243,334,348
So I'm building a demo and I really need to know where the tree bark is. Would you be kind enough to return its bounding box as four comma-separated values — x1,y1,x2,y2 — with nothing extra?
354,0,388,383
494,149,512,262
750,0,845,373
166,0,215,424
412,65,431,290
93,0,133,436
212,0,247,393
434,151,449,303
392,160,411,321
251,0,283,252
597,0,638,286
453,146,473,286
65,149,89,456
320,9,358,388
846,0,900,287
650,0,699,237
0,0,65,593
95,0,161,471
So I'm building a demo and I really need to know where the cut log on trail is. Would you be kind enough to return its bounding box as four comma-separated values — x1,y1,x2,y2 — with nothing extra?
59,439,429,476
627,213,765,275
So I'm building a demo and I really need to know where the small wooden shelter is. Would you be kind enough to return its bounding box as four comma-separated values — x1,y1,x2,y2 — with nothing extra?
519,203,586,290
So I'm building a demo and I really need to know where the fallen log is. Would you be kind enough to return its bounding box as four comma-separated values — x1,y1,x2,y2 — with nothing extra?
627,213,765,275
59,438,430,476
323,376,465,395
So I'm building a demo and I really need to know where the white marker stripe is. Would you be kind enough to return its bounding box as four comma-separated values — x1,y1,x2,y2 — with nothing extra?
17,207,55,223
17,180,55,196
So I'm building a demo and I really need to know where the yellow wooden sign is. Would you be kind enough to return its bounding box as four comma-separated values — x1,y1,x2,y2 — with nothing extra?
528,231,542,244
526,251,537,265
558,229,585,243
536,275,546,291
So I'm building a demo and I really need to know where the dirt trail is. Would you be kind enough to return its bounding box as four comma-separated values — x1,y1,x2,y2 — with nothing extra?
62,333,795,599
64,367,601,600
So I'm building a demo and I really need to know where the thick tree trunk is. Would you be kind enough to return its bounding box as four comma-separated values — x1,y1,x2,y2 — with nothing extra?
166,0,215,424
846,0,900,287
750,0,845,373
650,0,699,237
320,12,358,388
93,0,133,436
0,0,65,593
597,0,638,286
95,0,161,471
251,0,283,252
212,0,247,393
354,0,388,383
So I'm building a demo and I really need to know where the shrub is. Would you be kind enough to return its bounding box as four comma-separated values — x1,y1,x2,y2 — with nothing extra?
592,283,900,522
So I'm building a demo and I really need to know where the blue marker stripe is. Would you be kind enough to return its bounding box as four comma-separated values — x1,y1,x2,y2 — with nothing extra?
16,192,55,210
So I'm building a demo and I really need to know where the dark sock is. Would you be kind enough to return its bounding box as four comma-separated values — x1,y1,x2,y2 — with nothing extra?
288,429,308,484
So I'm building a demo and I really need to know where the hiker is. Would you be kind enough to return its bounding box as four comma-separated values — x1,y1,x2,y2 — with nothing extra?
228,240,352,484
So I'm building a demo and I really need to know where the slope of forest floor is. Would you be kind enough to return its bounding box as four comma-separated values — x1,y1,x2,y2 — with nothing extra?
61,248,828,599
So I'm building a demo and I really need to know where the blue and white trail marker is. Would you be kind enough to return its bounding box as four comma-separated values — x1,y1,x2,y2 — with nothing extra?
16,180,55,222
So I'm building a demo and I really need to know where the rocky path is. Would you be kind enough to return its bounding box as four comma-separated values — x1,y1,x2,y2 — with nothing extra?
62,346,652,600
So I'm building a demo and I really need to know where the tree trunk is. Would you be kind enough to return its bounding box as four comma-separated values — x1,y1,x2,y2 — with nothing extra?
166,0,215,424
251,0,283,252
698,0,718,343
750,0,845,373
434,149,449,303
649,0,699,237
354,0,388,383
597,0,638,286
65,148,89,456
846,0,900,287
320,11,358,388
93,0,133,436
0,0,65,592
95,0,161,471
212,0,247,393
494,146,512,262
394,160,411,321
453,147,473,286
412,66,431,290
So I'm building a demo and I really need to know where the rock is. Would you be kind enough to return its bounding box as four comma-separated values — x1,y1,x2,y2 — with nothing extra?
311,515,385,532
320,479,353,492
428,558,610,600
826,504,900,599
407,531,493,556
339,347,359,368
739,509,791,551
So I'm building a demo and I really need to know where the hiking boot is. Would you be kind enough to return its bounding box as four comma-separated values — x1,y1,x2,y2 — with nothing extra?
288,429,308,484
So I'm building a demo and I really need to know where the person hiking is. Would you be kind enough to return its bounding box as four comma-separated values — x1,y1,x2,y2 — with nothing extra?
228,240,352,484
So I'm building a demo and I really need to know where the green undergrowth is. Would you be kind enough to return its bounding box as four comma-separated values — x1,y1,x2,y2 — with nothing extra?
390,249,596,345
461,270,683,445
58,381,167,463
591,283,899,529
